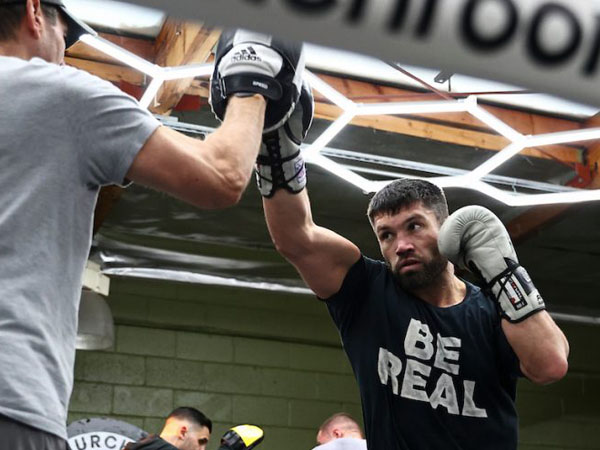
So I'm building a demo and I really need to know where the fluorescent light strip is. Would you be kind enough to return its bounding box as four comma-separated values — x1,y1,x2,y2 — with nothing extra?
430,179,511,204
102,267,313,295
455,180,600,206
506,189,600,206
302,110,355,159
325,148,576,193
306,153,377,192
81,35,600,206
371,174,600,207
139,77,164,109
465,141,527,181
428,175,472,190
161,63,213,80
80,34,159,78
467,128,600,182
149,117,574,194
467,101,524,142
357,99,468,116
305,70,356,110
525,127,600,147
369,172,468,193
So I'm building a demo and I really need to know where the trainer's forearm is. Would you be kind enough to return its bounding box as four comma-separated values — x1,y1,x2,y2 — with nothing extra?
502,311,569,384
204,95,266,194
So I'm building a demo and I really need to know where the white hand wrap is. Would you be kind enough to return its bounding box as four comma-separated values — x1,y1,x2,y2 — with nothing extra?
438,205,545,322
255,79,313,197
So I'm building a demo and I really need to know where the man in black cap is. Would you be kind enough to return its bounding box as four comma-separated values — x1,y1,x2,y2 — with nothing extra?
0,1,305,448
0,0,96,49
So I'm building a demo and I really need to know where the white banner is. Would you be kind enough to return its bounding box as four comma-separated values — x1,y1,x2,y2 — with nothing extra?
68,431,134,450
124,0,600,107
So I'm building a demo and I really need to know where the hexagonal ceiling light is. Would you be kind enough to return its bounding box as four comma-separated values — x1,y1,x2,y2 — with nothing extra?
79,34,600,206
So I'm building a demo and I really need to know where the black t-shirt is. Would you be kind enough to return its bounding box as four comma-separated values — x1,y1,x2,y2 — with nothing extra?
325,256,521,450
123,435,178,450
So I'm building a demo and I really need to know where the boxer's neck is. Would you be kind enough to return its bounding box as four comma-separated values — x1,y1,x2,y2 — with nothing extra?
410,262,466,308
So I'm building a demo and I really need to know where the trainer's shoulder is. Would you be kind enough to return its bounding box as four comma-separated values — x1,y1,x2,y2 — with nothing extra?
13,57,119,97
59,61,123,94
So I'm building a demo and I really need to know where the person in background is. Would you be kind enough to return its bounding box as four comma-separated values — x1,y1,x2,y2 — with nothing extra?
123,407,212,450
313,413,366,450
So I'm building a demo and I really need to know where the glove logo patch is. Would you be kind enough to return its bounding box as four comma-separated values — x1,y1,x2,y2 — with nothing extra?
295,159,306,184
505,277,527,311
252,80,269,90
232,46,262,63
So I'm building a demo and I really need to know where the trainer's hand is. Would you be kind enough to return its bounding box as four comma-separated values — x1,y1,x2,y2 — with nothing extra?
438,205,545,322
255,79,313,197
210,29,305,132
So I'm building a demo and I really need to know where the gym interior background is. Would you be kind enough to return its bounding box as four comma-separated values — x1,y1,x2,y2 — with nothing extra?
65,3,600,449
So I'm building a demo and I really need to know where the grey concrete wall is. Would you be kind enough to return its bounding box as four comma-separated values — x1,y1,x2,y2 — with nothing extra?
69,277,600,450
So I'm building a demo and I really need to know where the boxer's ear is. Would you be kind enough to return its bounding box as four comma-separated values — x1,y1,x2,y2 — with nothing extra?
179,425,188,440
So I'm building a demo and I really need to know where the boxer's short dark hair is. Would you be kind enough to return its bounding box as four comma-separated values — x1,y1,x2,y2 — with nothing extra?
167,406,212,432
367,179,449,226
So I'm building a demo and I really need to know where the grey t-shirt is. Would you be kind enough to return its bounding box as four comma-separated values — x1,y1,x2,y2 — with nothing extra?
0,56,160,439
312,439,368,450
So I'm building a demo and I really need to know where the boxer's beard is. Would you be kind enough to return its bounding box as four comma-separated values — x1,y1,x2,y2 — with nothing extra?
388,254,448,291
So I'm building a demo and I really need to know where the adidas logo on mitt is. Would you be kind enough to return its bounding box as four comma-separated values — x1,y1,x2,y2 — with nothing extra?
232,46,262,62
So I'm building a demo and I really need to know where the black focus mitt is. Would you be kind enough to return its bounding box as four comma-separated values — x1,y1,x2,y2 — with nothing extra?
209,29,305,132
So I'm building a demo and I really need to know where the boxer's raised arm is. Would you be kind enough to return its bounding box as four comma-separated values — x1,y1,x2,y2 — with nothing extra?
263,189,361,299
256,73,359,298
501,312,569,384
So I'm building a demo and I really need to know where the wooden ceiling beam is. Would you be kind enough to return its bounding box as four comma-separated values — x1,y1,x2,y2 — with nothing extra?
150,21,220,115
67,34,582,135
69,29,598,237
66,32,156,65
583,114,600,189
315,74,582,136
185,79,583,163
64,53,584,165
65,56,145,85
506,112,600,242
315,103,582,163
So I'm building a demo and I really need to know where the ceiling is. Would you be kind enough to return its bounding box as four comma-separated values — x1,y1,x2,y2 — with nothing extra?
61,2,600,323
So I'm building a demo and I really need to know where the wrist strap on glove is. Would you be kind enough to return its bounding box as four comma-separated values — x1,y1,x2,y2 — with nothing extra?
481,258,546,323
256,129,306,197
255,78,312,197
218,73,283,102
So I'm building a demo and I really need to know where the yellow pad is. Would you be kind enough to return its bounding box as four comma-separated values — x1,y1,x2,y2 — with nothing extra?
231,425,264,447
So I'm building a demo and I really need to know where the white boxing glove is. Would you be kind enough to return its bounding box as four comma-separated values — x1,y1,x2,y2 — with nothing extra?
438,205,545,323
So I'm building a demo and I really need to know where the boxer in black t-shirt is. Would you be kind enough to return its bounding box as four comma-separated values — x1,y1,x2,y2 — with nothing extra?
257,158,569,450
